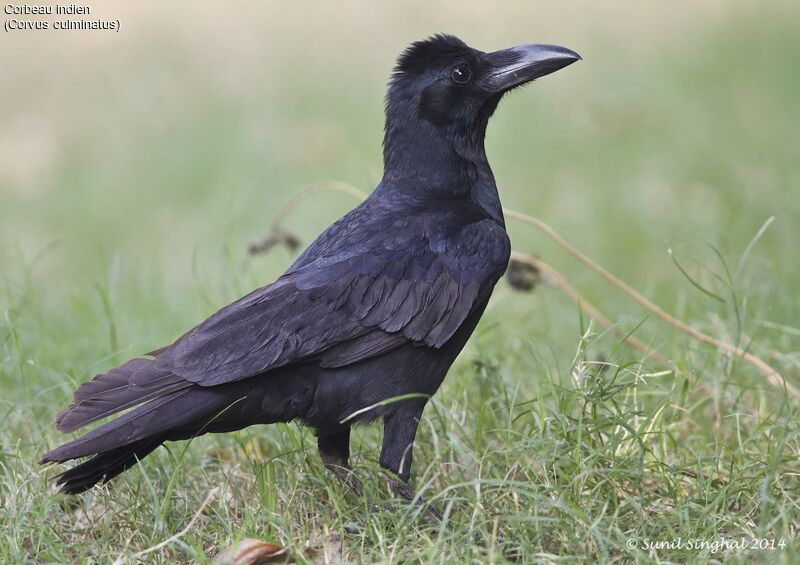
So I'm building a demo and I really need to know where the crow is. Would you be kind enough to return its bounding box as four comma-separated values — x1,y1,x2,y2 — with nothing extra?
41,35,580,513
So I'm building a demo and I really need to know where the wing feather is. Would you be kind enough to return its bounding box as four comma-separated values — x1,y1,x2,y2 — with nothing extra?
155,206,510,386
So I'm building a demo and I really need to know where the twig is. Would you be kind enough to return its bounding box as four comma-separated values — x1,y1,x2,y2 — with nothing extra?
512,252,720,396
249,183,368,255
113,486,219,564
503,209,798,399
257,182,366,235
709,313,799,368
510,251,668,364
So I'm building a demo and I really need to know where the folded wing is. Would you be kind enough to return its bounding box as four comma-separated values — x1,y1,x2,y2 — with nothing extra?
155,212,509,386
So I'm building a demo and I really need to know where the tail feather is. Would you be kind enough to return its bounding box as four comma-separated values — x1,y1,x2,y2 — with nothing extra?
42,353,260,494
53,436,165,494
69,357,152,401
42,387,222,463
56,379,189,434
56,357,187,433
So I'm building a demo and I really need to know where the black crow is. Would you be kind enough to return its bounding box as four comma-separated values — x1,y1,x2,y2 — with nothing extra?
41,35,579,512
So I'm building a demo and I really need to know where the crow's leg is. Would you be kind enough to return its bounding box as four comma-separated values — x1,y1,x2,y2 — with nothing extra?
380,406,442,521
318,427,363,497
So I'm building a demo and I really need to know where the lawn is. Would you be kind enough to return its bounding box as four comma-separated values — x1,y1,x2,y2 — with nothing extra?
1,2,798,563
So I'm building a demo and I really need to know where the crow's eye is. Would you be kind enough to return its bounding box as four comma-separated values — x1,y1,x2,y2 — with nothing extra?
451,64,472,84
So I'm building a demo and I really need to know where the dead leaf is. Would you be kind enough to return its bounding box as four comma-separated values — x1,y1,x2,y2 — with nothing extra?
248,227,301,255
213,538,286,564
506,255,540,292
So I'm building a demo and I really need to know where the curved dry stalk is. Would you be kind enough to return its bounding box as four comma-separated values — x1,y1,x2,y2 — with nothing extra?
280,181,366,215
249,183,368,255
269,182,366,231
112,487,219,564
510,251,668,364
504,209,798,399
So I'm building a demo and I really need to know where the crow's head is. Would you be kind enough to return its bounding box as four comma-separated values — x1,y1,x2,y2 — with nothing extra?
383,35,579,172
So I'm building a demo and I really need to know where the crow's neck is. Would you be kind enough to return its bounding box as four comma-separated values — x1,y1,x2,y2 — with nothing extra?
381,118,504,225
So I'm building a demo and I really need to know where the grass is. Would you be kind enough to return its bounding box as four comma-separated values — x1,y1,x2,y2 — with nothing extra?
1,3,799,563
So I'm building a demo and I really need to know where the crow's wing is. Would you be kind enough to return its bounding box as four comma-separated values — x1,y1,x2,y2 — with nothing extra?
155,209,509,386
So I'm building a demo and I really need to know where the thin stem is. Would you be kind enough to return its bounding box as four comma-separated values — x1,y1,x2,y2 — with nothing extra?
504,209,797,399
113,487,219,564
510,251,668,364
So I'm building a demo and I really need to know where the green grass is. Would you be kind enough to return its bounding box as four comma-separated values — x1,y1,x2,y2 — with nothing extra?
1,4,799,563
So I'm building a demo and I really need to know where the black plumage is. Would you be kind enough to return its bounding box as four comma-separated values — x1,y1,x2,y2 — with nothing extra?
41,35,580,509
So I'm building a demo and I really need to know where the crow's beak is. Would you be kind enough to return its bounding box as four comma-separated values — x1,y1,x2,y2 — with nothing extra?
485,44,581,93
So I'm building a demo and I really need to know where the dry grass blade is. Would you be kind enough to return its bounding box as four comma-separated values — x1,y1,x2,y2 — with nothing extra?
112,486,219,564
504,209,798,399
249,182,367,255
510,251,668,364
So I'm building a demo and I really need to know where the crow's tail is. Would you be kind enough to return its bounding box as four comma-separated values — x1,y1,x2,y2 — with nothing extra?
54,354,187,434
50,436,166,494
40,355,245,493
